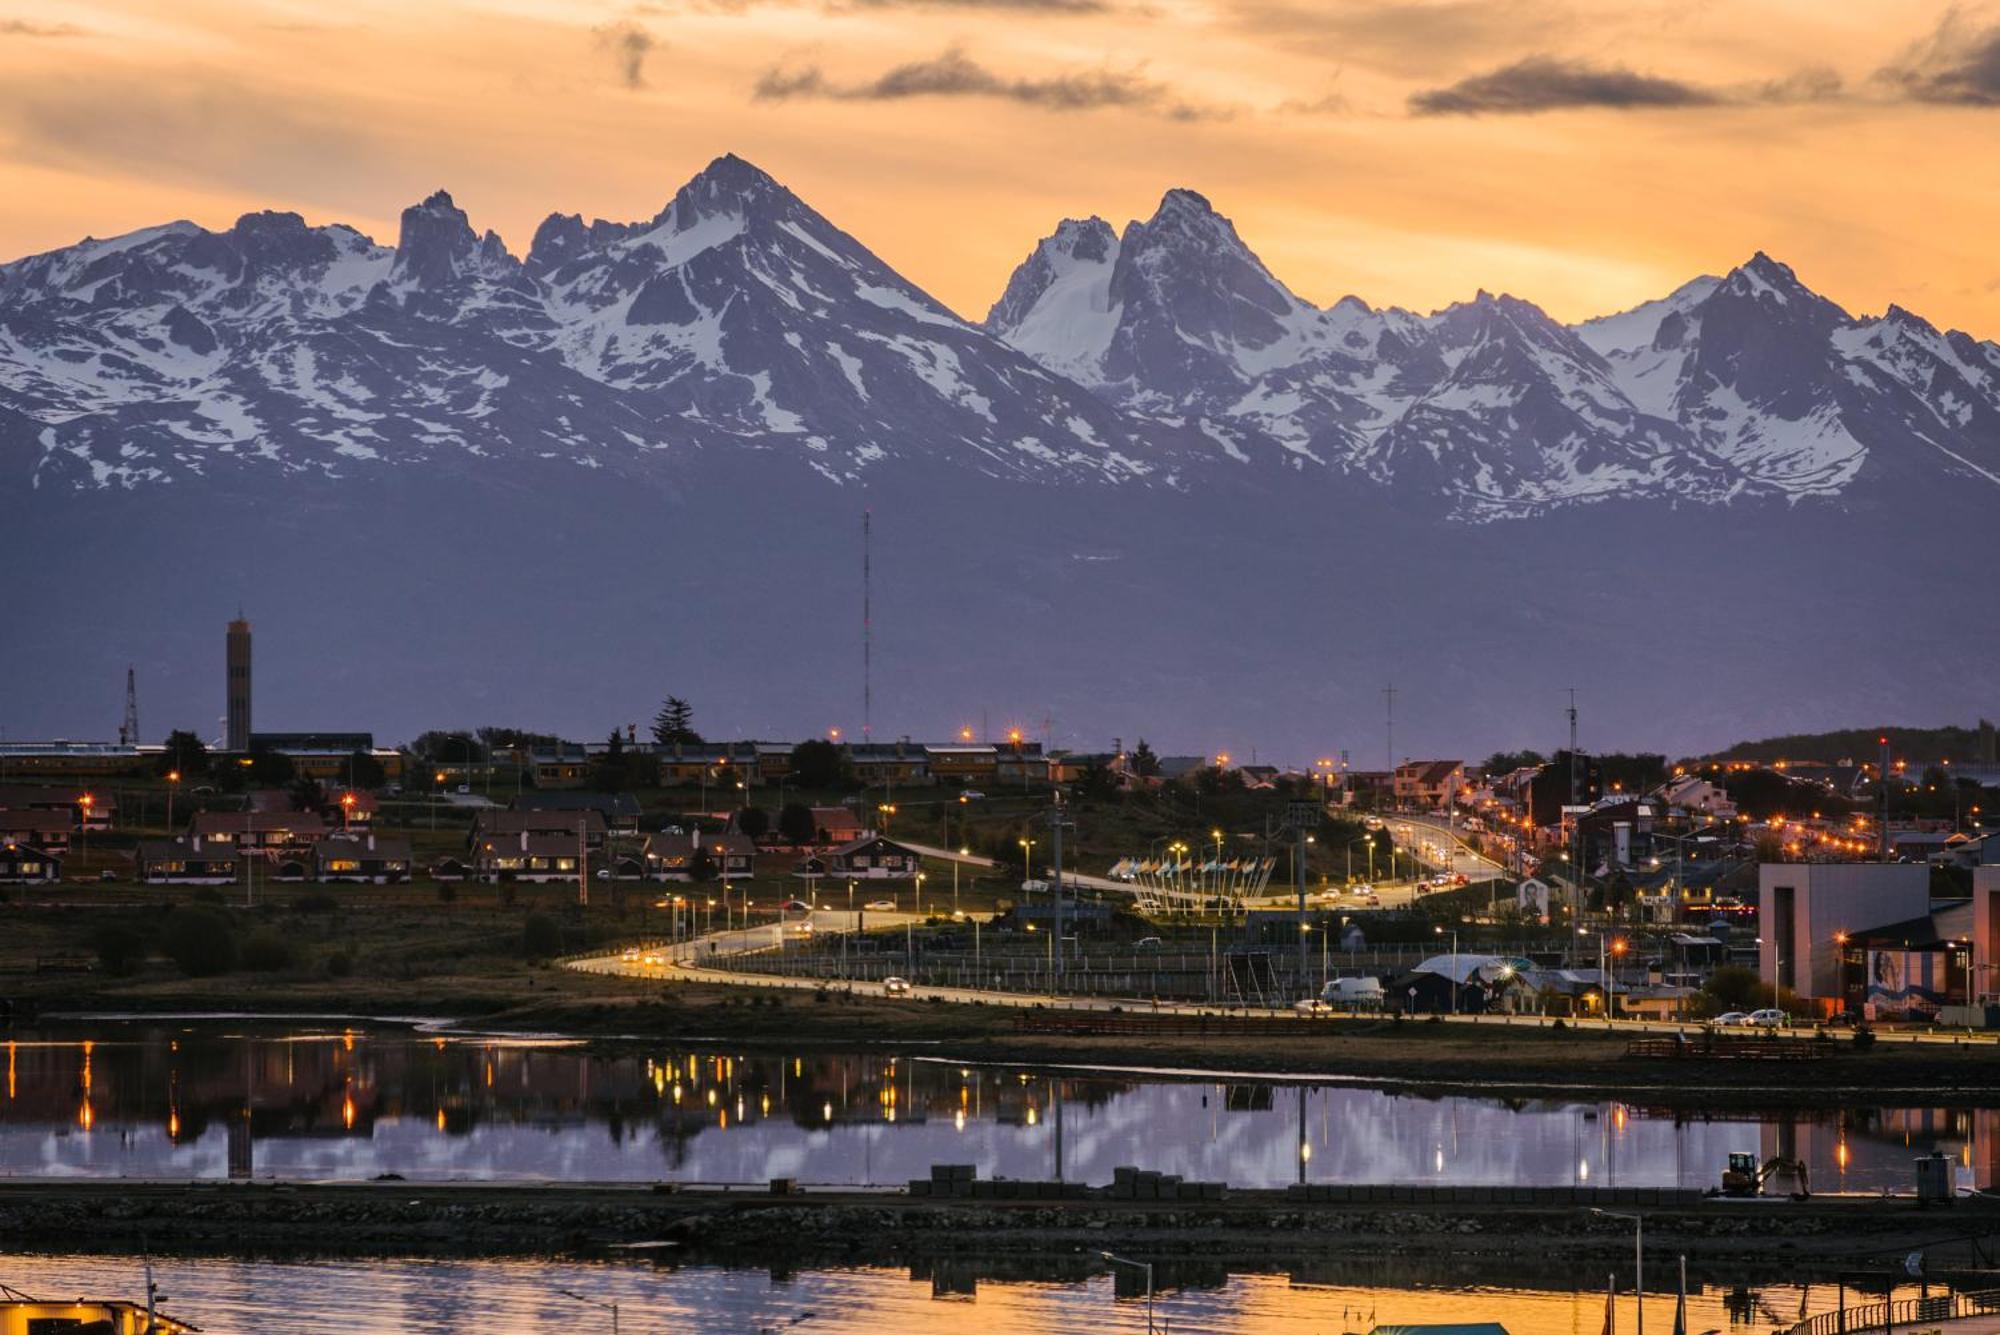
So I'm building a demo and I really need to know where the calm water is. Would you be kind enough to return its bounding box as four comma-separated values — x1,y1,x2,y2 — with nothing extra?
0,1024,1991,1193
0,1254,1913,1335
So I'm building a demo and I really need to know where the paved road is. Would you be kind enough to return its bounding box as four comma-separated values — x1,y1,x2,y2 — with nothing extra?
564,922,2000,1047
1382,812,1507,885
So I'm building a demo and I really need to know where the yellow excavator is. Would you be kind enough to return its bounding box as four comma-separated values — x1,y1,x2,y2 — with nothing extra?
1721,1151,1812,1198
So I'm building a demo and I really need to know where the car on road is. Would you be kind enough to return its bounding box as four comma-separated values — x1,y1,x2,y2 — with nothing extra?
1747,1008,1790,1028
1135,936,1164,949
883,976,911,996
1292,999,1331,1016
781,899,811,912
1452,873,1469,886
961,790,986,801
1348,883,1374,896
864,899,896,912
1714,1011,1752,1026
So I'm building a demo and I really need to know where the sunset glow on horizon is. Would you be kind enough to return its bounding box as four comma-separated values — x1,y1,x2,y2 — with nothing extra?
2,0,1999,333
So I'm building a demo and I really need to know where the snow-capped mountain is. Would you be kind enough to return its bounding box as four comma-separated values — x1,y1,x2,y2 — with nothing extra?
4,154,1998,518
0,155,1163,495
989,197,2000,518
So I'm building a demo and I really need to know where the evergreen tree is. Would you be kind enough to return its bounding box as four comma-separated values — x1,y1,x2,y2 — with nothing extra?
1130,739,1161,779
651,697,702,746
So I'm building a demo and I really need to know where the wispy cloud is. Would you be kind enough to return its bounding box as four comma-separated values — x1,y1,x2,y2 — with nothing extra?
594,20,657,90
1409,55,1848,115
0,19,86,37
754,47,1225,119
1220,1,1570,77
1876,7,2000,106
1410,57,1719,115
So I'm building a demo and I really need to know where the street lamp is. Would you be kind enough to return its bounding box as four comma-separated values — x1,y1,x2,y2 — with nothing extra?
340,791,356,831
166,770,181,834
1435,924,1458,1014
1589,1208,1644,1335
1098,1250,1157,1334
555,1287,619,1334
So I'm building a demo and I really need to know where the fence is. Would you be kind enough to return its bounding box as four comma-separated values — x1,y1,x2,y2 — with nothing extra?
1786,1286,2000,1335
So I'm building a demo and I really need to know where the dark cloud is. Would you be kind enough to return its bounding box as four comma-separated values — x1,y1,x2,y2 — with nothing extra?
593,20,657,90
1876,8,2000,106
1410,56,1719,115
0,19,86,36
1222,1,1570,78
1276,90,1349,116
754,47,1225,119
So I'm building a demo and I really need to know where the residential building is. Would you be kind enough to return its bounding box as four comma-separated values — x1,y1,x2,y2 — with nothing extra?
314,834,414,884
807,806,866,848
190,811,329,855
927,744,999,786
1394,760,1464,809
825,834,921,881
848,741,929,787
643,832,754,881
0,813,74,856
470,809,606,852
513,791,643,836
1658,774,1738,820
0,741,161,778
0,841,61,885
0,785,113,831
529,743,592,790
471,832,584,883
135,837,241,885
1527,752,1603,828
324,789,378,828
246,732,402,782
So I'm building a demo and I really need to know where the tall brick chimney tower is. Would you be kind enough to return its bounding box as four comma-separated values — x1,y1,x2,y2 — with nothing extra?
226,617,252,753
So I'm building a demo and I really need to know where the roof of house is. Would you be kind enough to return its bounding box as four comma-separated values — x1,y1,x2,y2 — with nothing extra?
0,785,106,810
0,840,63,859
192,811,329,835
0,813,74,834
644,833,755,859
134,837,239,861
512,792,642,818
474,834,583,859
829,834,917,858
473,809,606,836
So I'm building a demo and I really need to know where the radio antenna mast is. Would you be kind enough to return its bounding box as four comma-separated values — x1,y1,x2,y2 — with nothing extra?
863,508,873,742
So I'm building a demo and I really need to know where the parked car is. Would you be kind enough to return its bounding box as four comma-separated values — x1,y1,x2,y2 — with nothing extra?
1747,1008,1790,1028
1293,999,1331,1016
883,976,911,996
864,899,896,911
961,790,986,801
1714,1011,1751,1026
1135,936,1164,949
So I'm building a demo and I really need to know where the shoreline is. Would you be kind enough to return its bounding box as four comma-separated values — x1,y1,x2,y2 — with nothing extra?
0,1180,1992,1274
21,996,2000,1110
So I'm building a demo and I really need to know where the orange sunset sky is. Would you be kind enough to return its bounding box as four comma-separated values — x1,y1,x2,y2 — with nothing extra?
2,0,1998,334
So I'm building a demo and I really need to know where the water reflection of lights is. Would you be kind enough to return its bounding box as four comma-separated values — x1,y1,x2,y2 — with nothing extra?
1837,1141,1850,1173
1434,1148,1443,1174
1613,1105,1628,1133
1026,1107,1038,1126
822,1101,833,1123
436,1108,447,1132
1579,1159,1590,1182
954,1110,965,1132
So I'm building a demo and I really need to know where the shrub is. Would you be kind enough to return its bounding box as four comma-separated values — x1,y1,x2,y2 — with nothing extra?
292,893,339,914
521,913,562,961
1852,1025,1876,1050
239,926,295,972
437,882,457,905
326,951,355,978
91,923,149,977
161,906,238,976
190,887,226,906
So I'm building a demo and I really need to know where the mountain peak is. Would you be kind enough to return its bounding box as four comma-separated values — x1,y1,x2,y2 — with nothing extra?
390,189,514,287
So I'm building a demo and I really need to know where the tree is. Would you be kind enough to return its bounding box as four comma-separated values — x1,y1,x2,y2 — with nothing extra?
345,749,386,790
1075,759,1120,802
247,746,295,787
412,730,482,764
1484,750,1546,775
790,738,851,790
652,697,702,746
157,730,209,778
738,806,770,840
1130,739,1161,779
778,802,817,846
287,776,324,812
91,922,149,976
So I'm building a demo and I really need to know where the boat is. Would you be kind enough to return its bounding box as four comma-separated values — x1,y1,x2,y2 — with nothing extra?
0,1274,199,1333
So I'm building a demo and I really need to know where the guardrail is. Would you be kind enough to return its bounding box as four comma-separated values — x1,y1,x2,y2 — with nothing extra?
1786,1285,2000,1335
1625,1035,1830,1061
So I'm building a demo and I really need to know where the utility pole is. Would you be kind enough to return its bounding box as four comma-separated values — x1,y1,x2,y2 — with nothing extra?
1048,795,1073,986
1879,734,1891,860
1568,689,1584,923
1384,684,1397,778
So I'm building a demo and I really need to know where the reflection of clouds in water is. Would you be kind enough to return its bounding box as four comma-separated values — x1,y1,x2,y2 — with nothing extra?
0,1034,1986,1192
